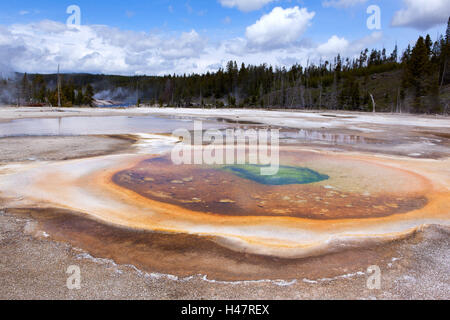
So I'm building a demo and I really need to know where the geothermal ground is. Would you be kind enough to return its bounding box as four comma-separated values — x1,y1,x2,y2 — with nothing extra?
0,106,449,300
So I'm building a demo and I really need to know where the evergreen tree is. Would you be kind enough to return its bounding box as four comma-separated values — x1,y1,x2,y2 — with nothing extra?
21,73,30,104
407,37,431,98
84,84,94,106
390,44,398,63
446,17,450,43
443,17,450,86
425,34,433,56
75,89,84,105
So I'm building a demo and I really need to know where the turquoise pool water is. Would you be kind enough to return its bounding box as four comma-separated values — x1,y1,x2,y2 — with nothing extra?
222,164,329,186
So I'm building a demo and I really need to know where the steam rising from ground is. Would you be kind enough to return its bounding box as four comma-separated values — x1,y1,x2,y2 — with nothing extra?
94,87,137,104
0,38,19,104
0,73,17,105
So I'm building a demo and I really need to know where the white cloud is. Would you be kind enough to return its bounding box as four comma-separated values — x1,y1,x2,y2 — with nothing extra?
219,0,274,12
199,32,381,73
0,16,383,76
0,21,207,75
317,36,349,56
245,6,315,49
317,31,383,57
322,0,367,8
392,0,450,30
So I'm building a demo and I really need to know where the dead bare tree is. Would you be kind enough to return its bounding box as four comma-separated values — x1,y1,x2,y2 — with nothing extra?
369,92,376,113
57,64,62,108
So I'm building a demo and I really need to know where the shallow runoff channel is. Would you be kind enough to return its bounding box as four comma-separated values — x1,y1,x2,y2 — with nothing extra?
0,115,229,138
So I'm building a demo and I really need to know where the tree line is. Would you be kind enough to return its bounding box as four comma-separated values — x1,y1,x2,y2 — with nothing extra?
1,19,448,113
12,73,95,107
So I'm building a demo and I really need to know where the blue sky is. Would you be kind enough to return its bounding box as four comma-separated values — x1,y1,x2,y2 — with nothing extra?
0,0,448,75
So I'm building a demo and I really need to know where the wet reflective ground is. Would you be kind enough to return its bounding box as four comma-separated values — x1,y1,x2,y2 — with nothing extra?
1,114,448,159
0,115,228,138
278,127,450,159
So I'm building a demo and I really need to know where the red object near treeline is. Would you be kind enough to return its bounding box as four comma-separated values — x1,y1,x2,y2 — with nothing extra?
24,103,47,107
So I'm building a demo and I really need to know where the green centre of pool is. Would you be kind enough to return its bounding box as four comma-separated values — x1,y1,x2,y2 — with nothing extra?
221,165,329,186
